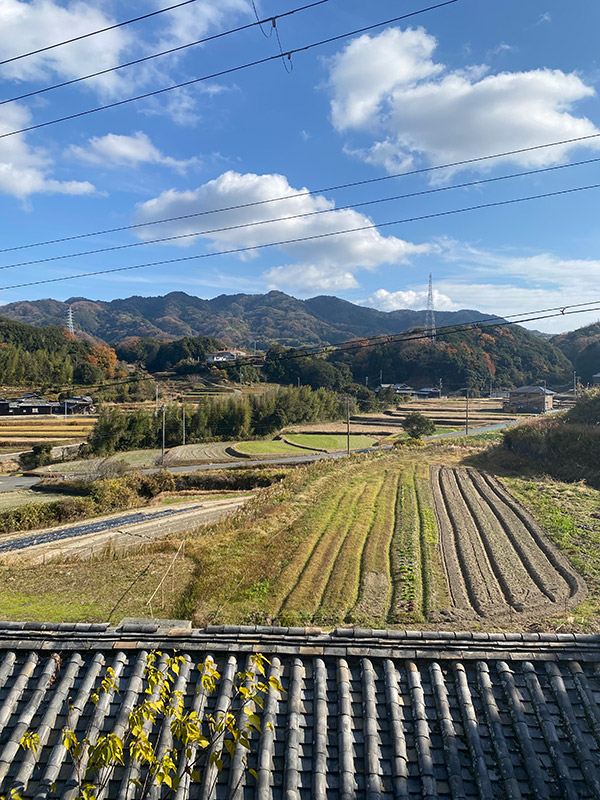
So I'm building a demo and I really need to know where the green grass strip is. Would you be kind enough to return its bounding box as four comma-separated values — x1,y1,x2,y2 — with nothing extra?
389,468,424,622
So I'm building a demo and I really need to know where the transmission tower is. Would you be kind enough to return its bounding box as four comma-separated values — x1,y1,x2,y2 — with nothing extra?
66,305,75,335
425,273,436,341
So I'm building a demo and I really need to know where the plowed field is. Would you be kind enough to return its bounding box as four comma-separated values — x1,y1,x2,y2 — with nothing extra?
430,466,587,622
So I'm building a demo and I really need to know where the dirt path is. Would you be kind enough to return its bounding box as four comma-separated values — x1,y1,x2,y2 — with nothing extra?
430,465,586,623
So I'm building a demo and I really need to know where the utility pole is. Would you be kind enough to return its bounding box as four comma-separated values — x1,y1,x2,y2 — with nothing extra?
379,369,383,386
297,376,301,388
346,397,351,455
365,376,369,388
439,377,442,397
182,406,186,446
465,388,470,435
161,405,166,464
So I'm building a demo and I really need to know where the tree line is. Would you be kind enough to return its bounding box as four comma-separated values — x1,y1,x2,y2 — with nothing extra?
85,385,343,455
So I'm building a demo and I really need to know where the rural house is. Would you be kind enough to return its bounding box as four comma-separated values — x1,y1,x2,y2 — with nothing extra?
206,349,250,364
503,385,554,413
0,621,599,798
56,395,95,415
593,372,600,386
0,394,60,415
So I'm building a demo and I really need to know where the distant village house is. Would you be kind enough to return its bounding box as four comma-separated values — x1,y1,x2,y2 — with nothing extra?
0,394,94,416
503,385,554,414
593,372,600,386
205,349,249,364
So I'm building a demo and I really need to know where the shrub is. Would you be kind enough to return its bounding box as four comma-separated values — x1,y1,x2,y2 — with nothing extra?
401,412,436,439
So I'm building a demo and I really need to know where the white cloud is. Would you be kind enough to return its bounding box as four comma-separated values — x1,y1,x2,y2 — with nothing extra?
0,104,95,199
68,131,199,173
265,265,359,292
328,27,599,176
328,27,442,131
537,12,552,24
155,0,250,48
365,287,457,311
0,0,132,97
431,243,600,331
133,170,433,290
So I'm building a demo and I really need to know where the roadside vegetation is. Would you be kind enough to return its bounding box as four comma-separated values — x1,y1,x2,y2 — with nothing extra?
0,468,284,535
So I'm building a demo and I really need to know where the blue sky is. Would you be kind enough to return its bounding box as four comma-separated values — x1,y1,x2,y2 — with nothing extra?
0,0,599,332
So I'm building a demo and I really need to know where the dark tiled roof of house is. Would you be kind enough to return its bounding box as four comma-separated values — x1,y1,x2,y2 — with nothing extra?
1,622,600,798
509,386,555,395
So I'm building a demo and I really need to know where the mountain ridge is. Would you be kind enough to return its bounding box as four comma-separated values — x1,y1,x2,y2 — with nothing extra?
0,291,497,346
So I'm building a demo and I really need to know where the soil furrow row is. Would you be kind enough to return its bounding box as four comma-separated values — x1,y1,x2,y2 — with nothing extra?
480,472,586,603
439,467,504,614
430,465,474,615
467,469,566,603
454,470,543,610
430,465,587,624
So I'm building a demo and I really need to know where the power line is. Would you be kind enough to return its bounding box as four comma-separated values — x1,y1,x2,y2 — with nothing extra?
0,0,331,107
3,130,600,256
0,0,207,66
0,1,458,142
2,156,600,272
1,179,599,292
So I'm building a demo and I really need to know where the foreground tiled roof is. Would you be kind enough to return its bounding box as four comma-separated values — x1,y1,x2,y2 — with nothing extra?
0,621,600,798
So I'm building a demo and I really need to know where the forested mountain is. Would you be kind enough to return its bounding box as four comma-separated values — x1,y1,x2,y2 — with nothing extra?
328,324,572,390
0,291,493,346
0,318,120,386
551,321,600,382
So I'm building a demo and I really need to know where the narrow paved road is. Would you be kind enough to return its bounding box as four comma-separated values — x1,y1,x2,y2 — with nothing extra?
0,497,247,559
0,475,41,493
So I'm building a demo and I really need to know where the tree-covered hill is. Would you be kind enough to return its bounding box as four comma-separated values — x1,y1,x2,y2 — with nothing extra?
0,291,494,346
551,321,600,382
0,317,120,387
330,324,572,390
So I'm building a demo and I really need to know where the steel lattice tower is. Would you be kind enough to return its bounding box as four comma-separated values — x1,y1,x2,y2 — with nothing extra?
425,273,436,341
66,305,75,335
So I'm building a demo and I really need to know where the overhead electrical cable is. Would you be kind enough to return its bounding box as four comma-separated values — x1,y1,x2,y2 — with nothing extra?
0,0,216,66
0,1,458,141
2,157,600,272
2,130,600,256
1,179,599,292
0,0,331,106
46,298,600,393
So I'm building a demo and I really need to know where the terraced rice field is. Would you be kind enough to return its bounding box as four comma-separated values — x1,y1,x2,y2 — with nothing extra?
430,466,586,622
0,416,95,446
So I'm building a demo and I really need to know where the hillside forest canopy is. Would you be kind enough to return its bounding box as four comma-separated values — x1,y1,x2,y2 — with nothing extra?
0,318,121,387
0,313,586,394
